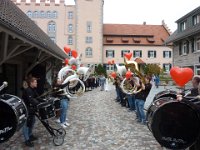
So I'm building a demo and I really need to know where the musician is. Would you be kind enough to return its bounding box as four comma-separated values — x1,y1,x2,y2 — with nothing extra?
53,78,70,128
188,75,200,150
22,77,40,147
135,76,152,125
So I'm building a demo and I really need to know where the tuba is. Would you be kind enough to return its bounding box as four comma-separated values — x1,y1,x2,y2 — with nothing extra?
119,58,145,95
57,56,86,99
77,65,95,81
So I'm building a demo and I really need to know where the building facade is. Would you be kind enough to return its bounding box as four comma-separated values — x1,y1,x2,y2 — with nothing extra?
12,0,172,72
166,6,200,75
103,23,172,73
12,0,104,67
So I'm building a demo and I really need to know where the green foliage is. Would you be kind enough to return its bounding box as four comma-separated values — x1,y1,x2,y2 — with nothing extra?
95,64,107,76
143,64,161,76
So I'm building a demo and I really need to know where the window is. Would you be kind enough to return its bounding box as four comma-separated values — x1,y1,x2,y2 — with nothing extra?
26,11,32,18
106,64,114,71
180,21,186,31
163,64,171,72
40,11,45,18
47,11,51,18
85,47,93,57
133,50,142,57
85,36,93,43
32,11,39,18
182,42,188,55
68,11,73,19
121,50,130,57
52,11,57,19
68,24,73,33
87,21,92,33
148,50,156,58
50,37,56,43
68,36,73,45
106,50,115,58
163,51,171,58
193,15,200,26
48,21,56,32
194,37,200,51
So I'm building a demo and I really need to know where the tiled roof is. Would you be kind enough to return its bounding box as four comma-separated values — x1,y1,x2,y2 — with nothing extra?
103,24,171,46
0,0,67,60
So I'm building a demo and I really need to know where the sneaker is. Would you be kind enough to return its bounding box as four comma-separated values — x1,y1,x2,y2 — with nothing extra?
64,122,70,126
65,118,68,121
29,135,38,141
25,140,34,147
61,123,67,128
55,118,60,123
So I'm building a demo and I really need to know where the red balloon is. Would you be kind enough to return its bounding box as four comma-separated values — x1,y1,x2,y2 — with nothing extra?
108,61,112,65
71,65,77,70
124,53,132,60
65,58,69,65
112,60,115,64
111,72,117,79
125,70,132,79
170,67,193,87
71,50,78,58
64,46,71,54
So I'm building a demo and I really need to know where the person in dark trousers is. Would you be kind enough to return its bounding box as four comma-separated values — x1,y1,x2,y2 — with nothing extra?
22,77,41,147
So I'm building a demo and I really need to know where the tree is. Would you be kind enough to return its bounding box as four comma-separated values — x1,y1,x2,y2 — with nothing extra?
95,64,106,76
143,64,161,76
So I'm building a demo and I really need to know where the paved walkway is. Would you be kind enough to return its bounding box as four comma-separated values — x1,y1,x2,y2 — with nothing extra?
1,85,164,150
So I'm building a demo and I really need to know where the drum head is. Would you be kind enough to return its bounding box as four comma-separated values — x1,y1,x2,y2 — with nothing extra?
0,100,17,143
153,90,177,101
151,101,200,149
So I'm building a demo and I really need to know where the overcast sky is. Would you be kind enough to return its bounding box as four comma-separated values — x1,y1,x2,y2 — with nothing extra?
103,0,200,32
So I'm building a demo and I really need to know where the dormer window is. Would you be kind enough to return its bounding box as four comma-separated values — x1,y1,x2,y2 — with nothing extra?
146,37,155,43
193,15,200,26
121,37,129,42
180,21,186,31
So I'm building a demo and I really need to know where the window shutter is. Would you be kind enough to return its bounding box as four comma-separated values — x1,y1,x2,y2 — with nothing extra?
140,51,142,57
106,51,108,57
133,51,136,57
154,51,156,58
163,51,165,58
121,51,123,57
187,42,189,54
113,51,115,57
169,63,172,69
163,64,166,71
179,43,182,55
148,51,150,58
192,39,194,53
169,51,171,58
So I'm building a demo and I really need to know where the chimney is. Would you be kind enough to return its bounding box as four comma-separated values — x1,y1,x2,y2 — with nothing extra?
143,21,146,25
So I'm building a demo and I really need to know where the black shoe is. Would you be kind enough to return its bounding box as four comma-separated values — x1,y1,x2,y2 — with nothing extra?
25,140,34,147
29,135,38,141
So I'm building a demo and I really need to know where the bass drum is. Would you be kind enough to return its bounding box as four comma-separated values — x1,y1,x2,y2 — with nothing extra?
153,90,177,101
146,97,200,150
0,94,28,143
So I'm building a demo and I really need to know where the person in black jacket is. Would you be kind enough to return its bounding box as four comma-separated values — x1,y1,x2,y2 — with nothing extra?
135,76,152,125
22,77,40,147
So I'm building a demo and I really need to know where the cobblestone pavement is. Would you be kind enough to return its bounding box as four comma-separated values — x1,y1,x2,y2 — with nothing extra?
1,86,163,150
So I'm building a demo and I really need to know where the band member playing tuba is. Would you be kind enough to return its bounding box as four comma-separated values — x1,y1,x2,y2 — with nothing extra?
52,78,71,128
